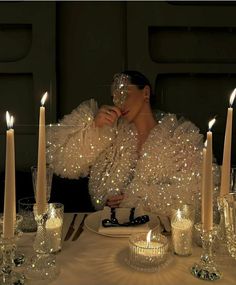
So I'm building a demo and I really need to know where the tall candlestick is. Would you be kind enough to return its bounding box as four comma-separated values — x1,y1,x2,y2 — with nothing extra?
220,89,236,196
201,142,207,225
3,112,16,239
36,92,48,215
203,118,215,231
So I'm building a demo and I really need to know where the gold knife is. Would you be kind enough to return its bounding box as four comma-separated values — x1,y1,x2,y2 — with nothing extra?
72,214,88,241
64,213,77,241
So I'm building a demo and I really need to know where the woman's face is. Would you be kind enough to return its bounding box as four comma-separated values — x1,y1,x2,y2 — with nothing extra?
112,74,149,123
119,83,147,123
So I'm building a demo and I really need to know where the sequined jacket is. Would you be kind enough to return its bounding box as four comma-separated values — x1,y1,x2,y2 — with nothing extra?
47,99,220,216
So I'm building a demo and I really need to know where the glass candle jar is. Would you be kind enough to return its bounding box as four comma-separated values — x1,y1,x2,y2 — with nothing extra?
128,231,168,272
171,207,194,256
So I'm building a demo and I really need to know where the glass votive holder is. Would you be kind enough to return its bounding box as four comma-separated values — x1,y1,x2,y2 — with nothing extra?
46,203,64,254
171,206,194,256
0,214,23,235
127,231,169,272
18,197,37,232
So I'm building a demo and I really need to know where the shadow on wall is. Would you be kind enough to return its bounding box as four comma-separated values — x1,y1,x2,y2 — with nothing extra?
0,172,94,213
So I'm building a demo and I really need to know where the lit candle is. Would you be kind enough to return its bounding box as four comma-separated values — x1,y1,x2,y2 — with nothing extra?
46,217,63,253
171,209,193,256
201,141,207,225
3,112,16,239
36,92,48,215
129,230,168,268
203,118,216,231
220,89,236,196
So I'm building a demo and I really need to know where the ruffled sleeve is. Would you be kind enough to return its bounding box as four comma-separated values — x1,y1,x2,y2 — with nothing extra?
46,99,116,178
121,114,220,218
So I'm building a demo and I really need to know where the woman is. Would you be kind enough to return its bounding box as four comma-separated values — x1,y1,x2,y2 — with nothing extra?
47,71,219,216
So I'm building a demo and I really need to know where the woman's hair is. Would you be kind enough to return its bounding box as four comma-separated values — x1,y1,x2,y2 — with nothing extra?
121,70,156,106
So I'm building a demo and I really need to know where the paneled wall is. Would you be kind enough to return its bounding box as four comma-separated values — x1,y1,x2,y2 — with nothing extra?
0,2,56,172
56,2,125,118
0,2,236,211
126,1,236,165
57,1,236,166
0,2,56,211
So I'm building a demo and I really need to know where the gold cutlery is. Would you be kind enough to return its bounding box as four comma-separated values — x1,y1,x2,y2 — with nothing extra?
64,213,78,241
72,214,88,241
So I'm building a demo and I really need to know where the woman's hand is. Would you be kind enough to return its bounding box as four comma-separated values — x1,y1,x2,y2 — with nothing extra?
106,194,124,208
94,105,121,128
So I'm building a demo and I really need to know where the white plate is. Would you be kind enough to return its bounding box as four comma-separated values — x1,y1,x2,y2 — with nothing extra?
84,211,161,238
84,211,130,237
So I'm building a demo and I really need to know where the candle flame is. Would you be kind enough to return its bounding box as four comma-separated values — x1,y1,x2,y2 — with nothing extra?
229,88,236,107
204,140,207,148
146,230,152,243
6,111,14,129
208,118,216,131
41,92,48,106
51,207,56,218
177,209,182,219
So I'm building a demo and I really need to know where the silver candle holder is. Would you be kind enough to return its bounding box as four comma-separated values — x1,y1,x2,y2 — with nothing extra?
0,236,25,285
222,193,236,260
0,214,25,267
191,224,221,281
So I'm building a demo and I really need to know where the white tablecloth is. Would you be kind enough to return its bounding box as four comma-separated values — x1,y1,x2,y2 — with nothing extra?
18,213,236,285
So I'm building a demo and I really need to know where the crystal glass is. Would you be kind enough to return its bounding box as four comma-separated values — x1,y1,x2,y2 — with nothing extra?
0,236,25,285
216,196,226,242
31,164,53,202
231,167,236,193
111,73,129,108
171,205,194,256
18,197,37,232
191,224,221,281
0,214,25,267
127,232,168,272
25,204,60,280
222,193,236,259
217,168,236,242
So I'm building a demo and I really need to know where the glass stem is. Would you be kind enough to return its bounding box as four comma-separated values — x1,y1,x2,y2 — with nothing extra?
217,197,226,241
200,231,215,266
1,242,16,279
34,213,50,254
191,227,221,281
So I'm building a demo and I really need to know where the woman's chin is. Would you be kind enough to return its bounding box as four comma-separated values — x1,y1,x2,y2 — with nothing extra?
123,116,132,123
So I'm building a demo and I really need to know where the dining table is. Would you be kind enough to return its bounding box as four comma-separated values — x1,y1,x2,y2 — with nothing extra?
17,212,236,285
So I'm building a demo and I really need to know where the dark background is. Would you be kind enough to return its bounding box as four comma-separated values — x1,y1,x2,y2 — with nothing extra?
0,1,236,212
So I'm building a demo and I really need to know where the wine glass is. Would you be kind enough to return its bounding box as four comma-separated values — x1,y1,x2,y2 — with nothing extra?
31,164,53,202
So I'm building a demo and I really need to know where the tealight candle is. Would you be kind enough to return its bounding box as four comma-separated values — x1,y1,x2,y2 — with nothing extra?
171,208,193,256
45,203,64,253
128,230,168,271
46,217,63,253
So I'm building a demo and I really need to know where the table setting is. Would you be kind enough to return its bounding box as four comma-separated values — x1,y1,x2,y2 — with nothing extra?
1,205,236,285
40,209,236,285
1,89,236,285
